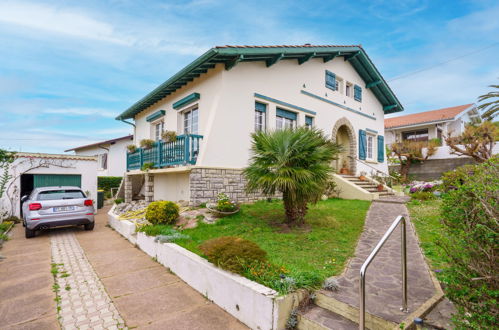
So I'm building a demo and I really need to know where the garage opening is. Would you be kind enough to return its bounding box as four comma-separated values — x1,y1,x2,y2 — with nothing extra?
20,174,82,217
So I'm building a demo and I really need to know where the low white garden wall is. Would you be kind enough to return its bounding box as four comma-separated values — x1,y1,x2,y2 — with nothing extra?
107,206,304,330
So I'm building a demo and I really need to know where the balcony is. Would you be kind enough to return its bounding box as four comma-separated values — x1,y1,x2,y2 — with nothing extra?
127,134,203,171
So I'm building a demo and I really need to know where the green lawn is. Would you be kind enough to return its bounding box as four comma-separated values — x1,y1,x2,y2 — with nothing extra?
145,198,370,292
407,199,447,270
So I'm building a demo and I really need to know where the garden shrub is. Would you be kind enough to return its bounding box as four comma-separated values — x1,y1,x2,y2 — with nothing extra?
199,236,267,274
145,201,179,225
439,156,498,328
114,198,124,204
410,191,436,201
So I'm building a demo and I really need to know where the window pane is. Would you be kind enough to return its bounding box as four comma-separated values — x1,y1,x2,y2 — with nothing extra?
38,190,85,201
276,116,283,130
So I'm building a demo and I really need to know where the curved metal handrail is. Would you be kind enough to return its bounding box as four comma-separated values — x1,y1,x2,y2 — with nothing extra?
359,215,408,330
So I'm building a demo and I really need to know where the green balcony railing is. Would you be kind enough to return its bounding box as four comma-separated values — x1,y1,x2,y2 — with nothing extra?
126,134,203,171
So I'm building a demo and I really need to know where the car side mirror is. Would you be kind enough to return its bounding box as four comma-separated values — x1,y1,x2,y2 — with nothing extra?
21,195,29,203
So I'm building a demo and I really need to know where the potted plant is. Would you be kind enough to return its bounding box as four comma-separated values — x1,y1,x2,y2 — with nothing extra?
339,160,349,175
376,177,385,192
140,139,155,149
161,130,177,143
141,162,155,171
358,171,367,181
127,144,137,153
206,193,240,216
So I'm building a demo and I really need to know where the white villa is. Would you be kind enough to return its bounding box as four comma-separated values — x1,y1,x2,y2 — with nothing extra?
66,135,133,177
385,103,479,146
116,45,404,204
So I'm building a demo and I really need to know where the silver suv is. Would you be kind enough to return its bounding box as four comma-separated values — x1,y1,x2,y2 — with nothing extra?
21,186,95,238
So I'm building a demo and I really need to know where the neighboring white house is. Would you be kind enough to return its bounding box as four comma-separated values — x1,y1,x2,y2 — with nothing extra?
65,135,133,177
115,45,404,204
385,103,479,147
1,152,97,218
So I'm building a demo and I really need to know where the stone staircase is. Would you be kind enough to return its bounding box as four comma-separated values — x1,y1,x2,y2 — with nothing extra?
339,174,395,197
297,199,443,330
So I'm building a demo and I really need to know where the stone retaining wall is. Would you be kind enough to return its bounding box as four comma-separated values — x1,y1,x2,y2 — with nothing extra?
189,168,278,205
389,157,475,181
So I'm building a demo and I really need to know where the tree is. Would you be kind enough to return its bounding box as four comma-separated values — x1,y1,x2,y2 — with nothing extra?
244,127,341,226
477,84,499,121
444,121,498,163
390,140,438,182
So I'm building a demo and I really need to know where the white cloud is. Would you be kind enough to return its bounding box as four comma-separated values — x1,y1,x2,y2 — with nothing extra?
0,2,132,45
43,108,118,118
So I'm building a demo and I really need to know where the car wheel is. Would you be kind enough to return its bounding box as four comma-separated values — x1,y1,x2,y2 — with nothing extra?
25,227,36,239
84,222,95,231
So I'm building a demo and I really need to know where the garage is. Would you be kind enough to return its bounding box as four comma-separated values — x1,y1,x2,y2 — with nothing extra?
1,152,97,218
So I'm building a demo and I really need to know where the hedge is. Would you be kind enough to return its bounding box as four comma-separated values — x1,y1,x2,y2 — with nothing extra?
97,176,122,192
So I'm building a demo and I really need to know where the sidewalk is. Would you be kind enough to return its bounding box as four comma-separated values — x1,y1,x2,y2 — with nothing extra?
75,206,247,329
0,225,59,329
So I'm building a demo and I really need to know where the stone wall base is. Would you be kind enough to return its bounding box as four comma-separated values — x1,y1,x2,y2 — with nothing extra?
189,168,279,205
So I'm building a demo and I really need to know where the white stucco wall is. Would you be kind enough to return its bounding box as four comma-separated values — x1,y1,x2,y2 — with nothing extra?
132,57,392,175
73,137,132,177
153,172,190,202
1,154,97,218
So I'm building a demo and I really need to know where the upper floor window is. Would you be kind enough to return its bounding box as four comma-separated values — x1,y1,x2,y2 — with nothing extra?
305,116,314,128
345,83,353,97
98,153,108,170
254,102,267,132
154,120,164,141
276,108,297,130
184,108,198,134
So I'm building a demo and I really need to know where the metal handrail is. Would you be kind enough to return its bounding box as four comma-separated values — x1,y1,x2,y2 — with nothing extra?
359,215,408,330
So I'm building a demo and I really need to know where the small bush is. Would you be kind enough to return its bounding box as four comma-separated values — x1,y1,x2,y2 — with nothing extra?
97,176,122,192
114,198,124,204
145,201,179,225
141,162,155,171
199,236,267,274
410,191,436,201
140,139,155,149
127,144,137,153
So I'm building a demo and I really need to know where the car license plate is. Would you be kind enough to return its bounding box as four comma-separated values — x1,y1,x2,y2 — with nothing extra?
53,206,75,212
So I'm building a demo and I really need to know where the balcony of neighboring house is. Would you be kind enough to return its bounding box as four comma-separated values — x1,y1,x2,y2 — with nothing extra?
126,134,203,171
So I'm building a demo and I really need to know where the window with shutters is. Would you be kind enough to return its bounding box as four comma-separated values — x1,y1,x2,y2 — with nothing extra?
254,102,267,132
305,116,314,128
345,82,353,97
154,120,164,141
276,108,297,130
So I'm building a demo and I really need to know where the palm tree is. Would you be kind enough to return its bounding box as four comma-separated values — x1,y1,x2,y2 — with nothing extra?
478,84,499,121
244,127,341,226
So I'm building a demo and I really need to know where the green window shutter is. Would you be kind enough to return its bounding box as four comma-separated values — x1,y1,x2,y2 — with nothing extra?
276,108,297,120
359,129,366,160
377,135,384,162
325,70,336,90
255,102,267,112
33,174,82,188
354,85,362,102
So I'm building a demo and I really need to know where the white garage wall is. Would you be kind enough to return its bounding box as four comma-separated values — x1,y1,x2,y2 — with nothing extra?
0,153,97,218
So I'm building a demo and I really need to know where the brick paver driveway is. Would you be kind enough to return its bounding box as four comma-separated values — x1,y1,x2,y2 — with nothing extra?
0,206,247,330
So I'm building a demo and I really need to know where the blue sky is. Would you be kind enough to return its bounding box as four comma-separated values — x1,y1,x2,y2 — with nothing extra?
0,0,498,153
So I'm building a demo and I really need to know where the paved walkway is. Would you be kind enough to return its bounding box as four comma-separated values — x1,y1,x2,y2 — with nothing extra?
75,206,247,329
0,207,246,329
51,230,126,329
0,225,59,329
321,199,436,323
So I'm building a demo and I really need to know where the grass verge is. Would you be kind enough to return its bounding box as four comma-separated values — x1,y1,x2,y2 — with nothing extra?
407,199,447,270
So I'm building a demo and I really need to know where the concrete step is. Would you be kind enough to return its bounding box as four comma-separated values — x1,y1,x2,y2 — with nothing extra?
297,305,358,330
315,291,397,330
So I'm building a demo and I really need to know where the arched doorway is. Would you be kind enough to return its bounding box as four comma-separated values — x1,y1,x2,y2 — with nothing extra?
331,118,357,175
